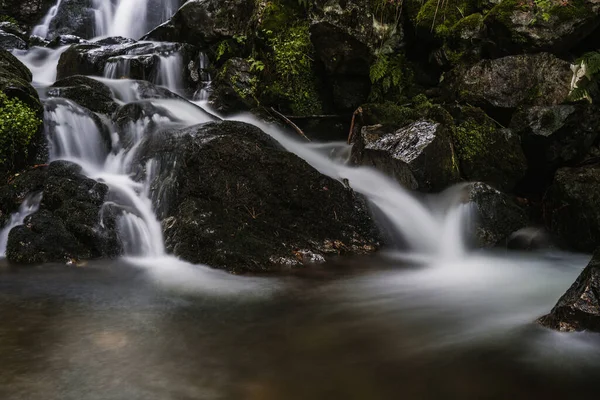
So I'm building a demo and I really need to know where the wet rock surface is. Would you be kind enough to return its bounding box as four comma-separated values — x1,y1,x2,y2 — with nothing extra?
138,120,381,273
6,161,122,264
351,120,459,192
466,182,527,247
45,0,95,40
539,249,600,332
0,29,27,50
48,75,118,115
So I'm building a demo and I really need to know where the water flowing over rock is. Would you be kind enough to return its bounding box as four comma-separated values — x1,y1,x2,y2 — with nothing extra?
351,120,460,192
0,0,56,31
539,248,600,333
6,161,122,263
0,167,47,227
137,120,381,273
446,53,572,111
47,75,118,115
545,164,600,252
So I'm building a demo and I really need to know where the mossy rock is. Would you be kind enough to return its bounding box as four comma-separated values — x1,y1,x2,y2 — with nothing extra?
452,106,526,191
484,0,597,54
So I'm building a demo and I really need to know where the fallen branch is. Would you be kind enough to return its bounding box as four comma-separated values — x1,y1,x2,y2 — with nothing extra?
269,107,311,142
285,114,342,119
347,106,363,144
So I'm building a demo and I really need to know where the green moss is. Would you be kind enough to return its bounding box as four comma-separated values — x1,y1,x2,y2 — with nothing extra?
0,91,41,170
0,15,18,25
452,118,489,163
549,0,588,21
416,0,482,38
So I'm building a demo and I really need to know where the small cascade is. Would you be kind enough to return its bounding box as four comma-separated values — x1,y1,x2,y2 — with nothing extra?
155,52,183,94
195,52,212,101
93,0,180,39
45,99,108,169
12,46,69,87
0,193,43,257
31,0,63,39
104,56,133,79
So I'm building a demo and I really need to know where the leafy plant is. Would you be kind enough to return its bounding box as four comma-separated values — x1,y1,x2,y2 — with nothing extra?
569,51,600,103
0,91,41,170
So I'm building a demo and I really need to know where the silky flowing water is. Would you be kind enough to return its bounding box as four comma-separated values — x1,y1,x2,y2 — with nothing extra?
1,1,599,398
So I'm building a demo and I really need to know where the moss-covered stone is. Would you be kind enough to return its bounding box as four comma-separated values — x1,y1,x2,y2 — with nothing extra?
452,106,526,191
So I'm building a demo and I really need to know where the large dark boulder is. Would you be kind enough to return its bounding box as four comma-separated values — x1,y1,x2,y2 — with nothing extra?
538,249,600,332
45,0,95,40
137,120,381,273
544,164,600,252
485,0,600,55
0,29,27,50
351,120,460,192
452,106,526,192
6,161,122,263
446,53,572,111
466,182,528,247
510,104,600,190
143,0,255,47
47,75,118,115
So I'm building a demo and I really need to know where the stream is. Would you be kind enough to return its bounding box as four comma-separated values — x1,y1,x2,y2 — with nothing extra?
1,0,599,398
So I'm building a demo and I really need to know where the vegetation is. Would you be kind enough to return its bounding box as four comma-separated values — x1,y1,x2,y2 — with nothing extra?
569,51,600,103
0,91,41,170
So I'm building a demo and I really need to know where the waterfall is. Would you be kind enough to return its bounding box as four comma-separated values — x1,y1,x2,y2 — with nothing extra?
0,193,43,257
155,53,183,94
104,56,132,79
195,52,212,101
93,0,180,39
11,46,69,87
31,0,64,38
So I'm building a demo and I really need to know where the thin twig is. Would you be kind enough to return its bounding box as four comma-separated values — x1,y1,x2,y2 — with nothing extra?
269,107,311,142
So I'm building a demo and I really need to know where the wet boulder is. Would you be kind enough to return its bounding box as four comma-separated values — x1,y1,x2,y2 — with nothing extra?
351,120,460,192
510,104,600,189
538,249,600,333
143,0,256,47
6,161,122,264
446,53,572,111
47,34,88,49
48,75,118,115
138,120,381,273
0,29,27,50
113,101,180,150
452,106,526,192
0,48,41,113
544,164,600,252
485,0,600,55
466,182,528,247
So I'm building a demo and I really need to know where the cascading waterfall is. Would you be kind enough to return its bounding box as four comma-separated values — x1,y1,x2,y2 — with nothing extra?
31,0,63,39
195,52,212,101
0,193,43,256
104,56,133,80
156,52,184,94
11,46,69,87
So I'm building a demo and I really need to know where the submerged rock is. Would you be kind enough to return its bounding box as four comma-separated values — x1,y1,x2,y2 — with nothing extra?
138,120,381,273
48,75,118,115
538,249,600,333
545,164,600,252
466,182,528,247
6,161,122,264
447,53,572,111
351,120,460,192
